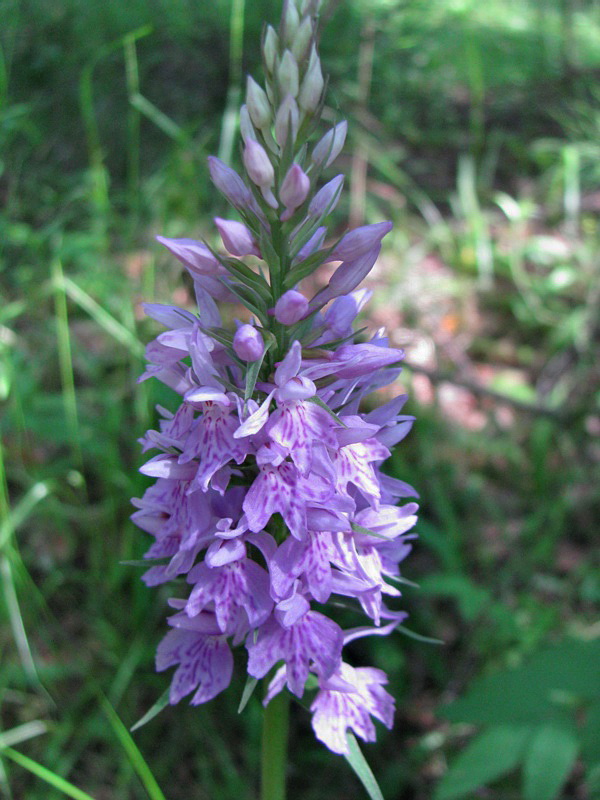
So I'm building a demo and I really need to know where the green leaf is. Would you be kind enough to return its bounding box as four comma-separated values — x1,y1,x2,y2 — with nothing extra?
130,688,170,732
99,692,167,800
434,725,532,800
522,722,579,800
395,625,444,645
0,747,95,800
237,676,258,714
244,337,274,401
343,732,385,800
440,638,600,726
307,395,347,427
0,721,47,749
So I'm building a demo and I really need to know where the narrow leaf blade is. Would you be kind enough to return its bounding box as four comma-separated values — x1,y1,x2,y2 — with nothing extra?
130,688,171,732
343,732,385,800
0,748,95,800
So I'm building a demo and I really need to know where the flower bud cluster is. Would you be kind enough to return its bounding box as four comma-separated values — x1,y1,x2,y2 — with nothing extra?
133,0,418,757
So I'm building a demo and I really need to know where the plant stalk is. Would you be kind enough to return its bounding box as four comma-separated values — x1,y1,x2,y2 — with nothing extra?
260,688,289,800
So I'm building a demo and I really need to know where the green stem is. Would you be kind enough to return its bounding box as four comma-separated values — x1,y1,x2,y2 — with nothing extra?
260,688,289,800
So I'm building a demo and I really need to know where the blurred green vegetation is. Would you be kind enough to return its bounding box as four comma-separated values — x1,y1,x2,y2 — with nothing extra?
1,0,599,798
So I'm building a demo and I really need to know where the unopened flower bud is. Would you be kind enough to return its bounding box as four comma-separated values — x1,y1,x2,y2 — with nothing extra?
275,94,299,147
233,324,264,362
214,217,261,258
282,0,300,46
156,236,219,275
243,139,275,188
239,104,257,144
274,289,309,324
292,16,313,62
312,120,347,167
280,164,310,216
329,221,393,262
207,156,251,208
294,226,326,261
263,26,279,73
246,76,271,129
298,53,324,112
308,174,344,217
278,50,299,97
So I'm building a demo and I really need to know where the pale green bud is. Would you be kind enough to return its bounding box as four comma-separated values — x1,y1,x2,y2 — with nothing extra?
298,52,323,112
282,0,300,47
246,76,271,129
263,26,279,74
291,16,313,62
278,50,299,97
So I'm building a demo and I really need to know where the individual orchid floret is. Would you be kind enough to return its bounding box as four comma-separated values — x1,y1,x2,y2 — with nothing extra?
273,289,309,324
310,664,395,755
247,608,344,697
275,94,300,148
246,76,271,129
233,324,265,362
156,623,234,706
278,49,299,97
214,217,261,258
312,120,348,168
280,164,310,220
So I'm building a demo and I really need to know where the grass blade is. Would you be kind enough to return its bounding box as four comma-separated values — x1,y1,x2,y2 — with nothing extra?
344,732,385,800
0,721,47,749
0,481,50,551
99,693,167,800
57,275,145,358
0,747,96,800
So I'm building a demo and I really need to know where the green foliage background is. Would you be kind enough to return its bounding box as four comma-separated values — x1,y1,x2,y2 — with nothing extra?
1,0,599,798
